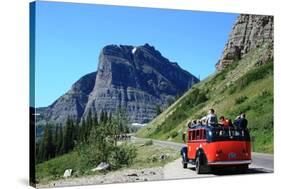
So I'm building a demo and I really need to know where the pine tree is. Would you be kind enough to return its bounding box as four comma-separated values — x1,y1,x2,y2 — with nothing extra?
105,112,113,136
100,110,105,123
73,120,79,146
155,104,162,115
36,140,44,163
103,111,108,124
114,107,129,134
85,110,93,142
68,118,75,150
57,126,63,155
108,112,112,124
62,117,75,153
43,124,55,160
53,125,59,155
79,118,86,142
93,112,98,125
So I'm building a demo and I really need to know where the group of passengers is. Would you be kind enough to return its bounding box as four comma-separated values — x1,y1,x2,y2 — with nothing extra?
186,108,248,129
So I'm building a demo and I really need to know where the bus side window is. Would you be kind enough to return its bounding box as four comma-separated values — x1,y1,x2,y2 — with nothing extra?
192,131,195,140
199,129,202,139
202,129,206,139
196,130,200,140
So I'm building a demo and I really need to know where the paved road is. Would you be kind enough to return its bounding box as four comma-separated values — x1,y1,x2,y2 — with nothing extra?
132,137,273,179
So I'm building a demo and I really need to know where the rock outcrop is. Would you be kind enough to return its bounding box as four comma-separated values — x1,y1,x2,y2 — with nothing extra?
216,14,274,70
37,44,199,124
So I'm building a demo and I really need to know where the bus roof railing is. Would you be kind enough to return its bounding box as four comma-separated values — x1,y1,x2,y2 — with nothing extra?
188,124,248,132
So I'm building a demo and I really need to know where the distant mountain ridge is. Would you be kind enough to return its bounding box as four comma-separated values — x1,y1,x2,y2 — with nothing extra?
37,43,199,125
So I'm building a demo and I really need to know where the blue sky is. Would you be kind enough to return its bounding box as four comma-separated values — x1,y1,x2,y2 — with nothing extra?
34,1,238,107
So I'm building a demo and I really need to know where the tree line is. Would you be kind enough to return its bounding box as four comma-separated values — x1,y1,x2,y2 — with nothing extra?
36,109,130,164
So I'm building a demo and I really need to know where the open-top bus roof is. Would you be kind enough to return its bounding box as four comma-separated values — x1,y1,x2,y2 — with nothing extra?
188,124,248,131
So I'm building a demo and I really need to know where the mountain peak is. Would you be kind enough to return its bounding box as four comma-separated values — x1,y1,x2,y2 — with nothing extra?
101,43,157,54
37,44,199,125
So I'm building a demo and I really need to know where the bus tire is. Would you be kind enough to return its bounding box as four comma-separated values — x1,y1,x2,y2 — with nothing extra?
183,162,188,169
195,153,208,174
195,156,203,174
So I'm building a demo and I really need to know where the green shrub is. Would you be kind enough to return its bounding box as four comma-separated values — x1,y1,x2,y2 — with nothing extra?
212,62,238,85
214,72,226,81
225,61,239,71
237,104,251,114
259,90,271,98
183,88,208,108
144,140,153,146
236,62,273,90
155,125,161,132
35,151,90,182
49,167,61,180
235,96,248,104
228,85,237,94
109,143,137,169
77,140,137,171
169,131,178,138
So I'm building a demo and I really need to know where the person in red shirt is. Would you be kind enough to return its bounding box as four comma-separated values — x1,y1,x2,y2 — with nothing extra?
227,119,233,127
219,116,229,127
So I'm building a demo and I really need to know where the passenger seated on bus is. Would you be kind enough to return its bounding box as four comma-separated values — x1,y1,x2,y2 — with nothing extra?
235,112,243,120
228,119,234,127
234,113,248,129
219,116,227,127
201,109,218,127
190,120,197,127
219,116,233,127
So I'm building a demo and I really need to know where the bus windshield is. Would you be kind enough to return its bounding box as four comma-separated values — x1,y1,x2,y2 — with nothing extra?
208,127,250,142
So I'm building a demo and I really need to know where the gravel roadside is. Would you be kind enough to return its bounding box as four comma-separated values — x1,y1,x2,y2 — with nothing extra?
38,167,163,188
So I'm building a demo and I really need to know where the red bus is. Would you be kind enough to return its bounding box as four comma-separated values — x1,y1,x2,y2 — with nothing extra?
182,125,251,174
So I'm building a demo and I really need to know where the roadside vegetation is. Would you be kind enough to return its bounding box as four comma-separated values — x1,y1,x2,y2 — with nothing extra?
36,139,179,184
36,108,134,183
137,46,273,154
131,141,179,169
36,108,179,184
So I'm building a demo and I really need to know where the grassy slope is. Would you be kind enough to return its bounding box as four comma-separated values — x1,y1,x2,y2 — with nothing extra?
137,45,273,154
36,140,179,184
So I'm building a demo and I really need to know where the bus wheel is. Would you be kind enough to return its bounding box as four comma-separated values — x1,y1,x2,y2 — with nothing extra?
183,162,188,169
195,156,203,174
195,155,208,174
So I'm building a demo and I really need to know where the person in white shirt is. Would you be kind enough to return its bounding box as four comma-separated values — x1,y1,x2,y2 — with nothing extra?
201,108,218,126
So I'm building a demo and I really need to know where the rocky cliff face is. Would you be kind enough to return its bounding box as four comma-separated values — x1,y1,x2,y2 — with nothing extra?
37,44,199,124
216,14,274,70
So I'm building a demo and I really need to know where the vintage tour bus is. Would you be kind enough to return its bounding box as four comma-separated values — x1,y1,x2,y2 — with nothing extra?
183,125,252,174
